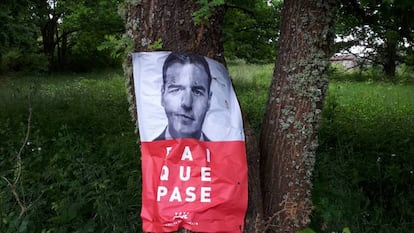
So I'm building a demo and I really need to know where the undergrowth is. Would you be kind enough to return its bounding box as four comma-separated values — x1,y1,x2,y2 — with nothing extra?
311,82,414,233
229,63,414,232
0,70,141,233
0,65,413,233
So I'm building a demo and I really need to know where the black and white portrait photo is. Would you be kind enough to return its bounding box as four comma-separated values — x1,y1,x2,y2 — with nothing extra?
132,51,244,142
155,52,212,141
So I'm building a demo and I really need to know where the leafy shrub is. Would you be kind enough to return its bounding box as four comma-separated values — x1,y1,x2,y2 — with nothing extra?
397,64,414,84
0,49,48,74
329,63,414,84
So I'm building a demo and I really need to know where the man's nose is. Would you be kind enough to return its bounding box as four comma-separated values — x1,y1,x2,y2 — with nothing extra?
181,90,193,110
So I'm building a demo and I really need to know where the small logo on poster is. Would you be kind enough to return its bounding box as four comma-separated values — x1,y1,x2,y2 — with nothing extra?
173,211,189,220
163,211,199,227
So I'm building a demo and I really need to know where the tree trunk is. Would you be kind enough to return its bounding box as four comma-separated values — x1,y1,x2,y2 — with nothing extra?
259,0,336,232
123,0,262,232
59,32,68,71
383,37,397,79
41,18,58,71
125,1,224,62
124,0,336,232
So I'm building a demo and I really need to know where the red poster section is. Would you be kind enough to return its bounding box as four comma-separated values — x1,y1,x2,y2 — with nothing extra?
140,139,248,233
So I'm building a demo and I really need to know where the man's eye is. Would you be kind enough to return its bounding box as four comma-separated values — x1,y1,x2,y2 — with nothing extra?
167,87,180,93
193,89,204,96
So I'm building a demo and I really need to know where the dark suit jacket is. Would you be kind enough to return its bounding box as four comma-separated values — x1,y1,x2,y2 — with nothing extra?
153,128,210,141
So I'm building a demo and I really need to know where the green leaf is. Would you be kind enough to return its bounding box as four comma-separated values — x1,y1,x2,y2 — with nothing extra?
296,227,317,233
18,219,28,233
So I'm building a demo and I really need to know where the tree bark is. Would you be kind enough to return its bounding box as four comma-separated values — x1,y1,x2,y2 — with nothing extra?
383,37,397,79
124,0,336,232
125,0,225,62
41,17,58,71
259,0,336,232
124,0,262,232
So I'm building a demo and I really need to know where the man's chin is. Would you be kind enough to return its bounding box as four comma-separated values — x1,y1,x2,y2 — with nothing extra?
178,133,196,139
172,130,199,139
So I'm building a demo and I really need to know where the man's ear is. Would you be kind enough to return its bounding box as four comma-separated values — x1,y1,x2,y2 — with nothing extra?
161,85,165,107
207,91,212,110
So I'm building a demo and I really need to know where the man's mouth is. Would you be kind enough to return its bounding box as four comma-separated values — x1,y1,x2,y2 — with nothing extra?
175,113,194,121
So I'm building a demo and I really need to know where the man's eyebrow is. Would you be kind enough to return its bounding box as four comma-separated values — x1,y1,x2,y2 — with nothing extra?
166,84,183,88
192,85,207,92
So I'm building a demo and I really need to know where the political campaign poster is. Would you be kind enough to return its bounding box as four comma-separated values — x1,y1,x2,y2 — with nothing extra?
132,51,248,233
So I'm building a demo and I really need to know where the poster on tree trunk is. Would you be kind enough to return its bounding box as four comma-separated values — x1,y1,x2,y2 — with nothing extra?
132,51,248,233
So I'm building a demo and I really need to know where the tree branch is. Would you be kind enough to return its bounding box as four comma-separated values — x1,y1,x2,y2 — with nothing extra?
1,92,32,217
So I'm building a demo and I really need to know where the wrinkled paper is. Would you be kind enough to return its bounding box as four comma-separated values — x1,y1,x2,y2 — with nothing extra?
132,51,248,232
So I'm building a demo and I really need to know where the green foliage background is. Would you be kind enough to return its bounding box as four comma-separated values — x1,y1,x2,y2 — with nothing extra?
0,0,413,232
1,65,413,233
312,81,414,233
1,0,413,75
0,71,141,232
223,0,281,64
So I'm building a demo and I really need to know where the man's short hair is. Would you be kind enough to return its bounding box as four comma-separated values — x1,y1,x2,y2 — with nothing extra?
162,52,212,91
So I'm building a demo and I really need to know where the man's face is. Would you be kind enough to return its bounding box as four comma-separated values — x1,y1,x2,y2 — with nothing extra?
161,62,211,139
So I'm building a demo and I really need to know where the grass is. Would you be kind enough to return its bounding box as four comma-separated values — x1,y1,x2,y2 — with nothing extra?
0,70,141,233
228,63,273,133
0,65,413,233
311,81,414,233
